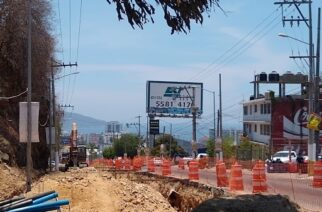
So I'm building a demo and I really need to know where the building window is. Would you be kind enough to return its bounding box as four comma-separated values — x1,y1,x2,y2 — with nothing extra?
254,104,257,113
250,105,252,115
254,124,257,132
260,124,270,135
243,106,248,115
260,104,264,114
267,103,271,114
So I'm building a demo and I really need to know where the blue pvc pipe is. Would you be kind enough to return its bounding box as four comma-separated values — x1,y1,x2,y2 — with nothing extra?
32,192,58,205
7,199,69,212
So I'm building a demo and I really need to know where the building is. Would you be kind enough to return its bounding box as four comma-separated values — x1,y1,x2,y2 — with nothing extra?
105,121,122,144
242,71,322,155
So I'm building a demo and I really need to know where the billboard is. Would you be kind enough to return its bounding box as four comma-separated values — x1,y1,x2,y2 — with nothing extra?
146,81,203,117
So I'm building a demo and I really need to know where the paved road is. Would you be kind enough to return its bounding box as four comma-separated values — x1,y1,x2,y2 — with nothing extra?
152,165,322,212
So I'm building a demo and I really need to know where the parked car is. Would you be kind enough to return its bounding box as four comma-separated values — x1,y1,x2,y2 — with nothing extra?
271,151,297,163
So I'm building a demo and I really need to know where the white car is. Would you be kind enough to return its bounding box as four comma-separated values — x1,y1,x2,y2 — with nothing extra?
271,151,297,163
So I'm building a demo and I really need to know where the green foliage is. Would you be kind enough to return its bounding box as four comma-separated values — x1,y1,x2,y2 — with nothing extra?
106,0,221,34
206,139,215,157
113,133,139,157
222,136,236,159
103,147,115,159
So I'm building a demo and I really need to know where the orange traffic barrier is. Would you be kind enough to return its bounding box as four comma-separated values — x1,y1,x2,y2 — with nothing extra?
178,159,185,170
216,160,228,187
115,159,122,170
252,160,267,193
229,161,244,191
124,158,131,170
133,157,141,171
312,161,322,188
107,159,113,168
199,157,207,169
162,160,171,176
148,159,155,172
189,160,199,180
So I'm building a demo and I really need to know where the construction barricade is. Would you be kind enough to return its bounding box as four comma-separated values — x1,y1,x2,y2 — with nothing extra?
124,158,131,170
178,159,185,170
189,160,199,180
288,162,298,173
107,159,113,168
147,159,155,172
252,160,267,193
312,161,322,188
133,157,142,171
216,160,228,187
162,160,171,176
115,159,122,170
229,161,244,191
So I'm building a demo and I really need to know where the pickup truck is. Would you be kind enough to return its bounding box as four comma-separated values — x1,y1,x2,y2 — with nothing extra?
271,150,297,163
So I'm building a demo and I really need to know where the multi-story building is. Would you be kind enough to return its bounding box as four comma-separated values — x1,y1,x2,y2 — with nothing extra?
242,71,322,154
105,121,122,144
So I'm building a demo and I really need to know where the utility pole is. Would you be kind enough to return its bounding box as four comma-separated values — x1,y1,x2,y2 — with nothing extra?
136,115,141,139
170,123,172,158
26,0,32,192
48,78,53,172
274,0,316,163
191,86,197,158
315,8,321,159
51,61,77,171
219,74,223,160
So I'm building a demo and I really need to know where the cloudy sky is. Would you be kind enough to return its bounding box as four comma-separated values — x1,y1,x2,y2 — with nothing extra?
52,0,319,140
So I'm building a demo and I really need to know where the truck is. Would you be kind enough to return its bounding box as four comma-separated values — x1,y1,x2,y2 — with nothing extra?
271,150,297,163
61,123,88,171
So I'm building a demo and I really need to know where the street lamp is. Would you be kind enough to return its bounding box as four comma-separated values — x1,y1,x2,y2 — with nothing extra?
278,33,310,45
55,72,80,80
202,88,216,141
278,32,317,162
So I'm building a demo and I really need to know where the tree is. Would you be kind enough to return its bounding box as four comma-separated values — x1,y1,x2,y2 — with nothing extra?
106,0,223,34
222,136,236,159
103,147,115,159
113,133,139,157
206,139,215,157
0,0,55,169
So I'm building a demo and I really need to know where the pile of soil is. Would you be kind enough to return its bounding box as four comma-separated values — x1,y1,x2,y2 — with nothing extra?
27,167,176,212
0,163,25,200
193,194,303,212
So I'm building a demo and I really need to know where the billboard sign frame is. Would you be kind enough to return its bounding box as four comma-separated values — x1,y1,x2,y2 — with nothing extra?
146,81,203,117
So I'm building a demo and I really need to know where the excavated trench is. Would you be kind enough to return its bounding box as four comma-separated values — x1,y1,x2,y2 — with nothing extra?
102,170,225,211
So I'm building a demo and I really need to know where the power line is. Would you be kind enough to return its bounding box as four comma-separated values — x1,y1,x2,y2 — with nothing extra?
187,6,282,82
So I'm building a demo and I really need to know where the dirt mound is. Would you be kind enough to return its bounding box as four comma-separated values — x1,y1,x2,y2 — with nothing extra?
27,167,176,212
193,194,302,212
0,163,26,200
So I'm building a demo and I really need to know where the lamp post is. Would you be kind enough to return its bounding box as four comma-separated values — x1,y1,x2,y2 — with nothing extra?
202,88,216,141
278,32,318,162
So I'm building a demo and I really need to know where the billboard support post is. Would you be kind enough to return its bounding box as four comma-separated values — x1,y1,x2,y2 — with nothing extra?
192,86,197,158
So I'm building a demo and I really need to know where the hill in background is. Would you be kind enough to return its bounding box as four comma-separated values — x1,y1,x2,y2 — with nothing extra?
62,112,106,134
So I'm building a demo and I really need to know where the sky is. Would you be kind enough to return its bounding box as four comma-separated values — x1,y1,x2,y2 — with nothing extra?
51,0,320,140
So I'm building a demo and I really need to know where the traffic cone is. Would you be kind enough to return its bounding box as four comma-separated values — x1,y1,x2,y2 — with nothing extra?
216,160,228,187
229,161,244,191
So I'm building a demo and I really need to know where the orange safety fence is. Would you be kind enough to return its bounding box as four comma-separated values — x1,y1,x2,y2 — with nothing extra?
147,159,155,172
229,161,244,191
162,159,171,176
178,159,185,170
216,160,228,187
312,161,322,188
188,160,199,181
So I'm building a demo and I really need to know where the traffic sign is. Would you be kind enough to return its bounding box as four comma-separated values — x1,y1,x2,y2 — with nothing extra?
149,119,159,135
